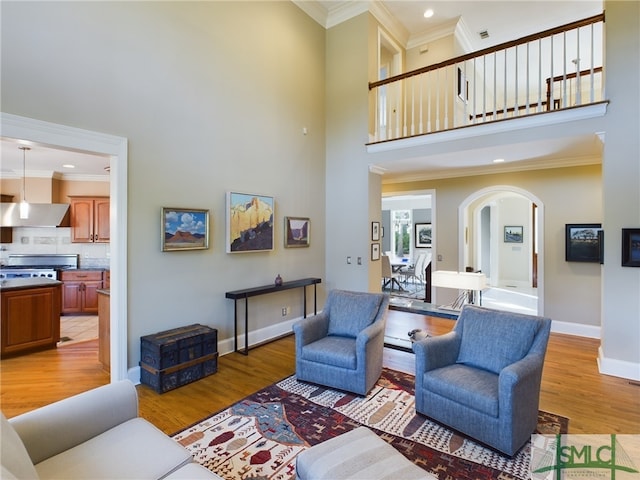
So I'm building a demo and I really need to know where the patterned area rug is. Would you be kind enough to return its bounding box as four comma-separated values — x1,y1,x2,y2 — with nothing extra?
172,369,568,480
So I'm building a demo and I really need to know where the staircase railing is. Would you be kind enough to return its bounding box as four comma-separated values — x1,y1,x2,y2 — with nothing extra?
368,13,605,144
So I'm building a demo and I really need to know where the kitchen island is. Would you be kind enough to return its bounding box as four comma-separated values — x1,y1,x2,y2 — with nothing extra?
1,278,62,357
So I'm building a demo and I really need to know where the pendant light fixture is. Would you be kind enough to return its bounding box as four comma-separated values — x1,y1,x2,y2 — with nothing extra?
19,146,30,219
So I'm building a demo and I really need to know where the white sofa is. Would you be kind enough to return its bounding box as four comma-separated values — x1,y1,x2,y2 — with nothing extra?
1,380,221,480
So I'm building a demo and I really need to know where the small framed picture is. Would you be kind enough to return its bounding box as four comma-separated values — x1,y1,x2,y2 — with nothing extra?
565,224,602,262
371,243,380,261
504,225,523,243
162,207,209,251
622,228,640,267
371,221,380,241
415,223,432,247
284,216,310,248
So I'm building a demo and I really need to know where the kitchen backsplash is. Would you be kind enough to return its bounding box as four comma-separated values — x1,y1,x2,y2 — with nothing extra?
0,227,110,268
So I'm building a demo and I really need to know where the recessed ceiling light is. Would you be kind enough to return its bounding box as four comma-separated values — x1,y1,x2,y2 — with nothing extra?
423,8,434,18
62,164,75,169
493,158,505,163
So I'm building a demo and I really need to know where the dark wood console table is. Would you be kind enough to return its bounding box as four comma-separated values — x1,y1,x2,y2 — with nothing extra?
225,277,322,355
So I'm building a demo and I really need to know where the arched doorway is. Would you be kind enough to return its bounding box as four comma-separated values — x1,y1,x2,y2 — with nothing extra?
459,186,544,315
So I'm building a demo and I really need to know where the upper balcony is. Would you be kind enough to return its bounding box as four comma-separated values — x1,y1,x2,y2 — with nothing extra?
367,13,607,153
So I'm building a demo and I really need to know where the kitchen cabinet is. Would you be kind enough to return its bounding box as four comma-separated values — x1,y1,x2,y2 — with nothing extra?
1,279,62,357
60,270,103,315
70,196,110,243
1,194,13,243
97,289,110,370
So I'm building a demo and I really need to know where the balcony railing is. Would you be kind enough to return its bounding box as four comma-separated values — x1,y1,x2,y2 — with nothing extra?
368,13,605,144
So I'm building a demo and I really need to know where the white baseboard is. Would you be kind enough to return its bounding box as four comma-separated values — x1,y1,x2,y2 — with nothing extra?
551,320,600,339
127,316,304,385
597,346,640,381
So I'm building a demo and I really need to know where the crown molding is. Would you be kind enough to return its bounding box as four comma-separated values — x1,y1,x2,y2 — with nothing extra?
293,1,409,47
406,17,460,50
325,1,369,29
454,17,475,54
369,1,409,47
291,0,329,27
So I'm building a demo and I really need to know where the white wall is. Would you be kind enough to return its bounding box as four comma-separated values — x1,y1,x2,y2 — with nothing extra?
496,196,530,287
599,1,640,379
1,1,327,369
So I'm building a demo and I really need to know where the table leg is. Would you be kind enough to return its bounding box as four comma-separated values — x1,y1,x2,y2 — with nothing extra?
303,286,307,318
313,283,317,314
233,299,238,352
243,296,249,355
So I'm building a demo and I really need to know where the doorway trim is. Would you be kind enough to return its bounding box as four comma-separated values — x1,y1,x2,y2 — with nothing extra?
459,185,544,315
1,112,128,382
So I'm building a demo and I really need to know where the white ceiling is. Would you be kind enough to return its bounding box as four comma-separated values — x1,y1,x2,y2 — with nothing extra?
1,137,111,180
0,1,603,180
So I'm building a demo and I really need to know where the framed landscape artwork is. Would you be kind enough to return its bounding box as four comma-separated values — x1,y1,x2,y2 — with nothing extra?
226,192,274,253
504,225,523,243
621,228,640,267
162,207,209,252
285,216,310,248
565,223,602,262
415,223,432,247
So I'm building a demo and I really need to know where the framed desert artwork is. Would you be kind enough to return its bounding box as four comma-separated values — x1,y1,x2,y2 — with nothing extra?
162,207,209,252
226,192,274,253
285,216,310,248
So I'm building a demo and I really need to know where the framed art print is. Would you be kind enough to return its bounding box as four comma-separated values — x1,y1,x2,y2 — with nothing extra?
226,192,274,253
162,207,209,251
371,221,380,241
285,216,310,248
415,223,432,247
504,225,523,243
371,243,380,261
622,228,640,267
565,223,602,262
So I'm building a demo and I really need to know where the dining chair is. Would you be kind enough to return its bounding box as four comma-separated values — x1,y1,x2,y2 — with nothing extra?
381,255,401,292
402,253,427,285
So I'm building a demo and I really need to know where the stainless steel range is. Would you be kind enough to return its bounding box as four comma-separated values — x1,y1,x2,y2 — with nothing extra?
0,254,79,280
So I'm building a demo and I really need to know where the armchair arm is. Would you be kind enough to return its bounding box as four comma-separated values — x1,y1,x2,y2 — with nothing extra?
356,315,386,348
499,352,546,417
292,313,329,350
413,331,461,373
9,380,138,465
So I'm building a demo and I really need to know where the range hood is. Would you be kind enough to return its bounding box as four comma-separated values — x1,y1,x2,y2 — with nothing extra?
0,203,71,227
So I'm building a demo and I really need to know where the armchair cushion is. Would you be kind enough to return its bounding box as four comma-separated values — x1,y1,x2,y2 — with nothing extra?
301,336,357,369
327,290,382,338
457,307,539,374
423,364,499,417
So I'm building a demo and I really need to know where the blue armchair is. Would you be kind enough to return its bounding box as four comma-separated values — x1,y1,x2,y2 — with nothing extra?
293,289,390,396
413,304,551,456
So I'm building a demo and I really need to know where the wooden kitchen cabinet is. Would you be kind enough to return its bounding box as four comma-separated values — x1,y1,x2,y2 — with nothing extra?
1,283,61,357
1,194,13,243
60,270,103,315
70,196,110,243
98,289,110,370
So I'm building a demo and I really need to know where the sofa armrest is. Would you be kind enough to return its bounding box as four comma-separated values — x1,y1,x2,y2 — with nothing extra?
9,380,139,465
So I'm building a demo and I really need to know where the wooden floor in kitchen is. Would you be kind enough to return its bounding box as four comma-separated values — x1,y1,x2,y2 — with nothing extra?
1,310,638,436
58,315,99,346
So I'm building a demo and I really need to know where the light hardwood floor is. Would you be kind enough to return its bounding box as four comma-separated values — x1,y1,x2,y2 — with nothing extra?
1,310,638,436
